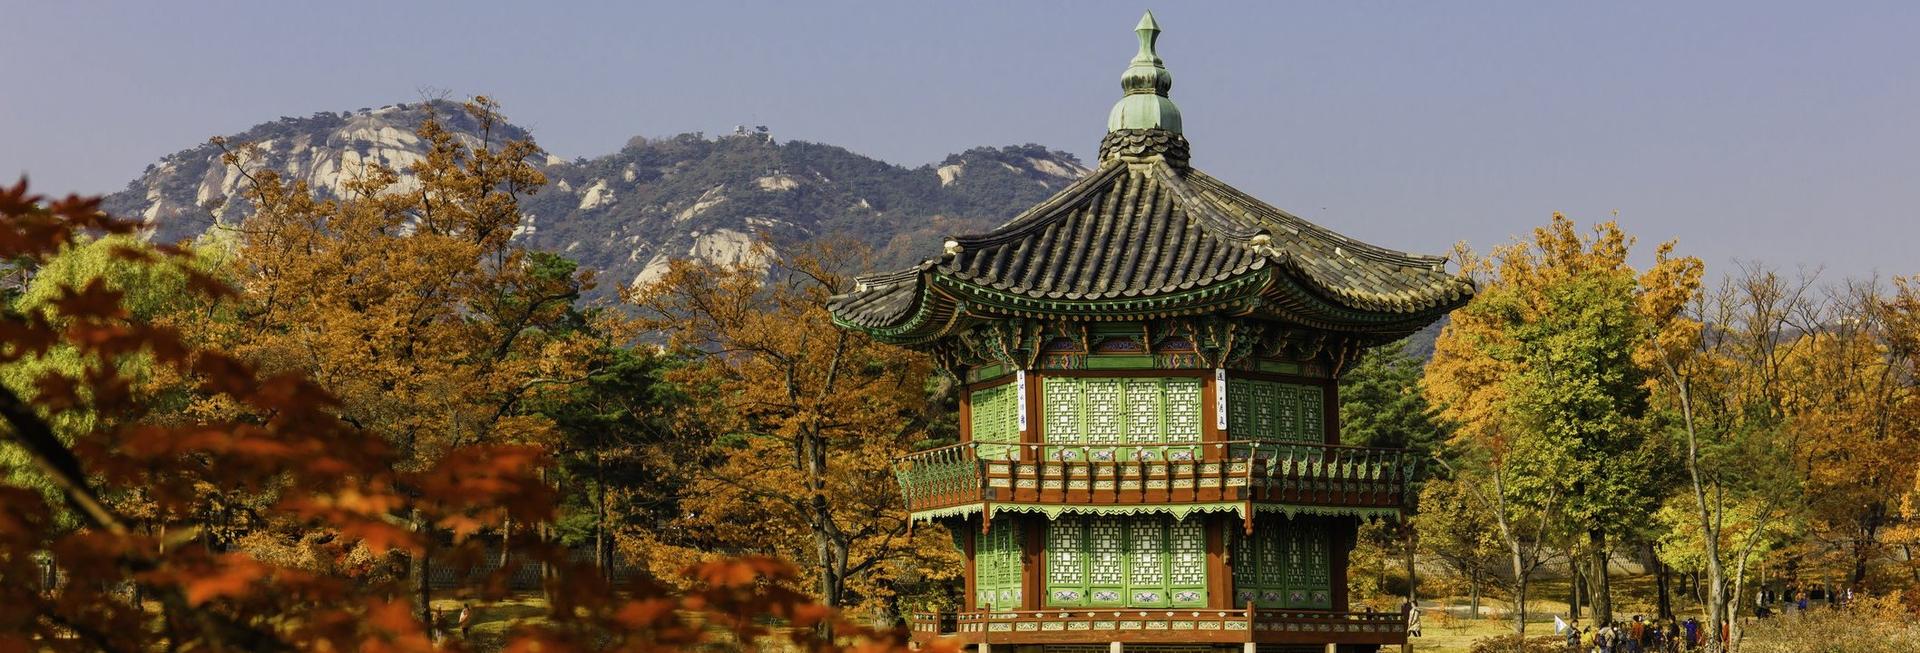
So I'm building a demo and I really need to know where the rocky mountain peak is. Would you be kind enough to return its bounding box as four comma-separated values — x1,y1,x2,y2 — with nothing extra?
103,103,1088,299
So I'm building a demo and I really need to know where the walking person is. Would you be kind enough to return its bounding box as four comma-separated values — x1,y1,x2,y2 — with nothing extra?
457,603,474,639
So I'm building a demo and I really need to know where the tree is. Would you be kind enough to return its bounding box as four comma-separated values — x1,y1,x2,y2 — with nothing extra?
1426,214,1695,631
0,174,931,653
539,342,688,580
1340,339,1448,607
195,97,603,623
0,178,551,650
1780,280,1919,594
1644,263,1820,652
627,239,961,614
0,234,222,529
1414,478,1507,619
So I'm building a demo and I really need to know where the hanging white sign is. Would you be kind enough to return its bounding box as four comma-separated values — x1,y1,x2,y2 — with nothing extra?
1016,370,1029,432
1214,368,1228,431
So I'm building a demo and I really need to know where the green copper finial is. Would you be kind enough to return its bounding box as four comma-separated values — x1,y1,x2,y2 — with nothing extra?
1133,11,1162,65
1108,10,1182,134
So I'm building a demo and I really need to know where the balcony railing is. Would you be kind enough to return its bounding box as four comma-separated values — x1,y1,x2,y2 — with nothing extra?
907,607,1410,646
895,440,1416,514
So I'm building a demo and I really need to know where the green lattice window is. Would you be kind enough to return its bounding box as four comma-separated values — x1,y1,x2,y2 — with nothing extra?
1230,517,1331,609
970,382,1020,459
1040,377,1204,461
1045,516,1208,608
1224,379,1324,443
976,517,1024,609
1045,519,1085,603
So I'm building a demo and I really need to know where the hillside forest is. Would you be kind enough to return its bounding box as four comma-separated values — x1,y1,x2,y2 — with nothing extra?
2,99,1916,652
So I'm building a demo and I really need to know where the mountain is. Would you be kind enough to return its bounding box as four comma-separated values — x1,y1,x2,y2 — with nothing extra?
102,101,1089,296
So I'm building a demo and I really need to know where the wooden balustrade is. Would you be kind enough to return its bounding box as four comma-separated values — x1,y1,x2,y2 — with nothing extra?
895,440,1416,513
908,607,1409,646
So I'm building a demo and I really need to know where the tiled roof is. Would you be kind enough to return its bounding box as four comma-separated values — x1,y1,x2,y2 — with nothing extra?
829,137,1472,338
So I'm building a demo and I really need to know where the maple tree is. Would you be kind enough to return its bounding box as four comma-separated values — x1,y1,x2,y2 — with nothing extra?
0,105,936,651
626,239,962,617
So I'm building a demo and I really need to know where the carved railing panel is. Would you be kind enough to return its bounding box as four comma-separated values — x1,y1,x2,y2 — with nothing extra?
895,440,1416,513
909,608,1409,645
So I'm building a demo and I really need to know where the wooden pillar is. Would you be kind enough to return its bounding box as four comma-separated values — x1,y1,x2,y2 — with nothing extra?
1206,514,1231,608
1331,517,1354,611
1023,515,1044,610
1321,378,1340,445
959,383,974,443
963,518,978,611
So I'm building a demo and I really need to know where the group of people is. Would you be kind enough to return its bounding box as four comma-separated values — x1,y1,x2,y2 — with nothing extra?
1562,614,1706,653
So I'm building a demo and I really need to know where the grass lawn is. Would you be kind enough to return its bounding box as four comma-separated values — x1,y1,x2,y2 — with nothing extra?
429,574,1760,653
428,595,550,650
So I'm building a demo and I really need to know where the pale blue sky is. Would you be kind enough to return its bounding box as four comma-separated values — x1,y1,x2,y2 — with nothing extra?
3,1,1916,279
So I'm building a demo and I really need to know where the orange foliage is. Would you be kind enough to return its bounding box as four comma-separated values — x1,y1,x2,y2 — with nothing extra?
0,129,935,650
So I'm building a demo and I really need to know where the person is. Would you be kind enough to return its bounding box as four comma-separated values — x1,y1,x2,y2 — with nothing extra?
457,604,474,639
1565,619,1582,652
1630,615,1646,648
1406,602,1422,638
1664,621,1681,653
1682,617,1699,650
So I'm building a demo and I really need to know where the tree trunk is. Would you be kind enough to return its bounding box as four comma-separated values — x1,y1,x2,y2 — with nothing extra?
802,431,852,609
499,513,512,573
414,517,434,626
1470,572,1482,619
1569,550,1583,620
1404,527,1417,605
1653,541,1675,621
1512,573,1529,635
595,448,610,581
1587,529,1612,626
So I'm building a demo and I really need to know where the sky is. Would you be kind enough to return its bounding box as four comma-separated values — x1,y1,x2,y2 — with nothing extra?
3,1,1916,281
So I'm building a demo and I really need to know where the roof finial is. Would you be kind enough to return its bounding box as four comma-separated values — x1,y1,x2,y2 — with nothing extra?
1107,10,1181,134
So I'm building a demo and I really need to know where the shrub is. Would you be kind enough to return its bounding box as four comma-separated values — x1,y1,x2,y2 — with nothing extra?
1743,607,1920,653
1467,634,1561,653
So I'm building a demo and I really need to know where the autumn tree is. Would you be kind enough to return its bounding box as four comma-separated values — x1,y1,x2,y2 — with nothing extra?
182,97,614,623
1642,263,1828,651
1781,279,1920,594
1414,478,1507,619
628,239,962,615
1426,214,1697,631
0,171,930,653
0,178,561,650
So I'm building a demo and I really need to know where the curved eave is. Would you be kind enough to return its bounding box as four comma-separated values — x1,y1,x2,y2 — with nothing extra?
832,264,1470,347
